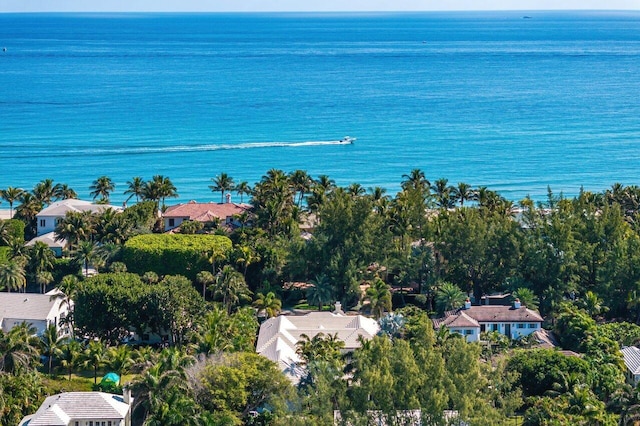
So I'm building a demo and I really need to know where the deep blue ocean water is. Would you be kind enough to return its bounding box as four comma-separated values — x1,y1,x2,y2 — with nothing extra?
1,11,640,203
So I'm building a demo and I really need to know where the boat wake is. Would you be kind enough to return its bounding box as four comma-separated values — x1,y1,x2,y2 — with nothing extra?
7,139,354,158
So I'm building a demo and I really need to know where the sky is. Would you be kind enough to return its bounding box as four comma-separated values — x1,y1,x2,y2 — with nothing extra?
2,0,640,13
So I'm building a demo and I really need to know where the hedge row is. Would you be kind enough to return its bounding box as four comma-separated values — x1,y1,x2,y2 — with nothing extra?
122,234,232,280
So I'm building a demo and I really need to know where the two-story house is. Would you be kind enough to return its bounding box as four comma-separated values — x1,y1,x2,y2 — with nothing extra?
0,290,71,337
433,299,543,342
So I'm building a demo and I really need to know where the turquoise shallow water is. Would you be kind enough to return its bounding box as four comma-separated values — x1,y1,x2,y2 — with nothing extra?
1,11,639,203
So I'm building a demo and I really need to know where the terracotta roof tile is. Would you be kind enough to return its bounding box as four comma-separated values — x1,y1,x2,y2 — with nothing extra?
163,202,250,221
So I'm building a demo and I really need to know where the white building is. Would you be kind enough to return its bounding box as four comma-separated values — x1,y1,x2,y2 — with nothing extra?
19,390,133,426
35,199,122,237
0,290,71,337
621,346,640,386
433,300,543,342
256,304,379,382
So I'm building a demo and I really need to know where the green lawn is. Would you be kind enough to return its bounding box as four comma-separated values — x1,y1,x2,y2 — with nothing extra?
41,371,138,394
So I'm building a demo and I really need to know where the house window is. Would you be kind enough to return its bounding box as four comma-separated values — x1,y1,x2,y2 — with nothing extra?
528,323,537,329
480,324,486,332
491,324,498,332
89,422,93,426
108,422,112,426
75,422,79,426
168,218,175,227
464,330,474,335
517,323,525,329
39,219,46,227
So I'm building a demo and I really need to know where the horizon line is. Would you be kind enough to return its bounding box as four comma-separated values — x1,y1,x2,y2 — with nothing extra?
1,9,639,14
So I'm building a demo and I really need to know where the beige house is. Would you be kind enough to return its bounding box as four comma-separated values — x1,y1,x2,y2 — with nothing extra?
256,304,379,382
19,390,132,426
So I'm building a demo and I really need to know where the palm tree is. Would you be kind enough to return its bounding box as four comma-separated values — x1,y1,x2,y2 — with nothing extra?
89,176,115,202
365,277,392,319
130,363,183,423
27,241,55,293
289,170,312,207
401,168,430,192
209,173,235,203
15,192,43,237
307,274,333,311
107,345,134,379
431,178,455,209
124,176,145,203
235,181,252,204
0,323,39,374
33,179,60,205
40,324,67,375
55,183,77,200
50,275,79,336
195,270,215,299
151,175,178,211
213,265,251,314
54,210,93,250
511,288,539,311
253,292,282,318
0,260,26,293
435,282,466,313
83,339,108,384
1,187,25,218
73,241,99,277
578,290,608,317
452,182,476,207
347,183,366,197
59,339,83,380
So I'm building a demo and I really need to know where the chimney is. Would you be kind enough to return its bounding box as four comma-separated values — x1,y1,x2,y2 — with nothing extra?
225,193,231,204
513,298,521,309
123,386,132,405
334,301,343,314
464,299,471,310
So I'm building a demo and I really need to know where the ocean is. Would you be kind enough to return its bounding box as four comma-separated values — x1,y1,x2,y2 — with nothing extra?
1,11,639,204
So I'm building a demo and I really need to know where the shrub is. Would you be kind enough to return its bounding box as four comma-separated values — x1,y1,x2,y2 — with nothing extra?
0,219,25,244
122,234,232,280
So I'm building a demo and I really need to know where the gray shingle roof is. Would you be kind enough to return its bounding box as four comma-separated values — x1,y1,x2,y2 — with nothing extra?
24,392,130,426
622,346,640,375
36,199,121,218
0,293,61,323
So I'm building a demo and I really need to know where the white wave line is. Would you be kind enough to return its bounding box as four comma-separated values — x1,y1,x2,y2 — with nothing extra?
42,139,353,156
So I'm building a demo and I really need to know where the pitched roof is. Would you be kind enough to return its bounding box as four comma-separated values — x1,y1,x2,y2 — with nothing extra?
36,199,121,218
256,311,379,382
0,293,61,323
22,392,130,426
433,311,480,329
163,201,250,220
26,231,66,249
462,305,543,322
622,346,640,375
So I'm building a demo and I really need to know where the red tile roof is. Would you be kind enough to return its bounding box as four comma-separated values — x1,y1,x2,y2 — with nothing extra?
433,311,480,329
163,202,250,221
463,305,543,322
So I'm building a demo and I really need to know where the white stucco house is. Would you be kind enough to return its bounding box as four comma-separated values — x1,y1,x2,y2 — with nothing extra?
621,346,640,386
256,304,379,382
433,299,543,342
19,390,133,426
35,199,122,237
0,290,71,337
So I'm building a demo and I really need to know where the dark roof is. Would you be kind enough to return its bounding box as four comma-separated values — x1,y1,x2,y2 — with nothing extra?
463,305,543,322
